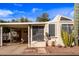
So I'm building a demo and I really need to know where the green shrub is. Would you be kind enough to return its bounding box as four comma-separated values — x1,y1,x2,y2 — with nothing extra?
61,30,74,47
68,33,74,47
61,30,69,47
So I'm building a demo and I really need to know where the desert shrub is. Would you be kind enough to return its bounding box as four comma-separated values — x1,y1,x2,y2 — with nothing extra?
61,30,74,47
61,30,69,47
68,33,74,47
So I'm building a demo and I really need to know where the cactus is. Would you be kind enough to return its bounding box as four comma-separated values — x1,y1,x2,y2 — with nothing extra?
68,33,74,47
61,30,74,47
61,30,68,47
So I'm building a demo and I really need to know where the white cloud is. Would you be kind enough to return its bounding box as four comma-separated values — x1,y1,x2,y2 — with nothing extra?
70,10,74,17
32,8,42,13
14,3,23,7
0,9,13,17
14,10,25,14
46,8,74,19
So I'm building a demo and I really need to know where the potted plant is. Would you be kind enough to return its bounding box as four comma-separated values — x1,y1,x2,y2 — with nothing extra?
52,41,55,47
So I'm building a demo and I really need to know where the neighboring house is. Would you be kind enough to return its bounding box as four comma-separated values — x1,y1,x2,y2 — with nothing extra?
0,15,74,47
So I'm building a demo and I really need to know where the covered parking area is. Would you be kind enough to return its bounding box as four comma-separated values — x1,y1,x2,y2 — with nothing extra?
0,22,31,47
0,22,47,47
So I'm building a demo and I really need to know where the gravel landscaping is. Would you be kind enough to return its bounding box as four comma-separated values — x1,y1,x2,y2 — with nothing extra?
0,44,79,55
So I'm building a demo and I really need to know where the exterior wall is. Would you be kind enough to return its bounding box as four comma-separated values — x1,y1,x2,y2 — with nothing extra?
47,22,64,46
31,42,46,47
47,21,74,47
55,21,64,46
44,23,49,41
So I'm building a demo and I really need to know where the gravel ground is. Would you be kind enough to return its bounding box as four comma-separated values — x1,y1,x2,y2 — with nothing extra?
0,44,79,55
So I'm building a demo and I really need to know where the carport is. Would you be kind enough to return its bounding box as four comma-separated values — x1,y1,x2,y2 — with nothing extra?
0,22,31,47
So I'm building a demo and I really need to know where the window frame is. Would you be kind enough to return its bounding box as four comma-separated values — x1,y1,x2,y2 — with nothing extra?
48,24,55,37
61,24,73,34
32,26,44,41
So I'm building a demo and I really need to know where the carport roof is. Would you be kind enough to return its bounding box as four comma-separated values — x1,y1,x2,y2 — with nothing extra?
0,22,48,26
0,22,48,28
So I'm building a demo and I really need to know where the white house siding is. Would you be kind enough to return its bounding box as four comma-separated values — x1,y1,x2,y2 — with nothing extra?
31,42,46,47
47,16,74,47
55,21,65,46
44,24,49,41
47,22,64,46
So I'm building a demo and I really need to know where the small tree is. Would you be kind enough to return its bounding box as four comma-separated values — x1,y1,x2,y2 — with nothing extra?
15,17,29,22
0,19,7,23
36,13,50,22
11,19,16,22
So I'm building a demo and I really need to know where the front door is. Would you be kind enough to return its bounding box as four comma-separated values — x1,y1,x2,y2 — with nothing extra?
31,26,45,47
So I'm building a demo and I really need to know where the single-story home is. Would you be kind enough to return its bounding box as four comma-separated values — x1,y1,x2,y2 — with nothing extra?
0,15,74,47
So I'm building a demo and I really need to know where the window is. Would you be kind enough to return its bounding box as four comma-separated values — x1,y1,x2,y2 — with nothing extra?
49,24,55,36
32,26,44,41
62,24,68,32
62,24,73,34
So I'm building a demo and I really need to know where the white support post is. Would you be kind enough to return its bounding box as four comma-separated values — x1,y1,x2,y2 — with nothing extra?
30,25,32,47
28,25,31,47
28,25,29,47
0,26,3,47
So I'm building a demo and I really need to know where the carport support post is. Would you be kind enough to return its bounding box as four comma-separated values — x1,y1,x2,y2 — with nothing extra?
0,26,3,47
28,25,31,47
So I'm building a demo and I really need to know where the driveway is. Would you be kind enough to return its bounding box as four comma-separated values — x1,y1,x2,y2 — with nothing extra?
0,44,27,55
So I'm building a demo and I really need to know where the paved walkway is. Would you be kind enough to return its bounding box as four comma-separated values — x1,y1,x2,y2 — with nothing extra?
37,48,47,54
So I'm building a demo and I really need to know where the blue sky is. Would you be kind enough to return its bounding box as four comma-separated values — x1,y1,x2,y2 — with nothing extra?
0,3,74,21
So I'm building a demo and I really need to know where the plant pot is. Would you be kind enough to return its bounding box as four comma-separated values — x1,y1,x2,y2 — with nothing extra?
52,41,55,47
57,44,63,48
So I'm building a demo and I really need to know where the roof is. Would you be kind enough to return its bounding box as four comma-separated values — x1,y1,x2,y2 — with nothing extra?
0,22,48,25
49,15,73,22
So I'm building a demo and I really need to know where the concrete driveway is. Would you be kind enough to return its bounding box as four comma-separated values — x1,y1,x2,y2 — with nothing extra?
0,44,27,55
